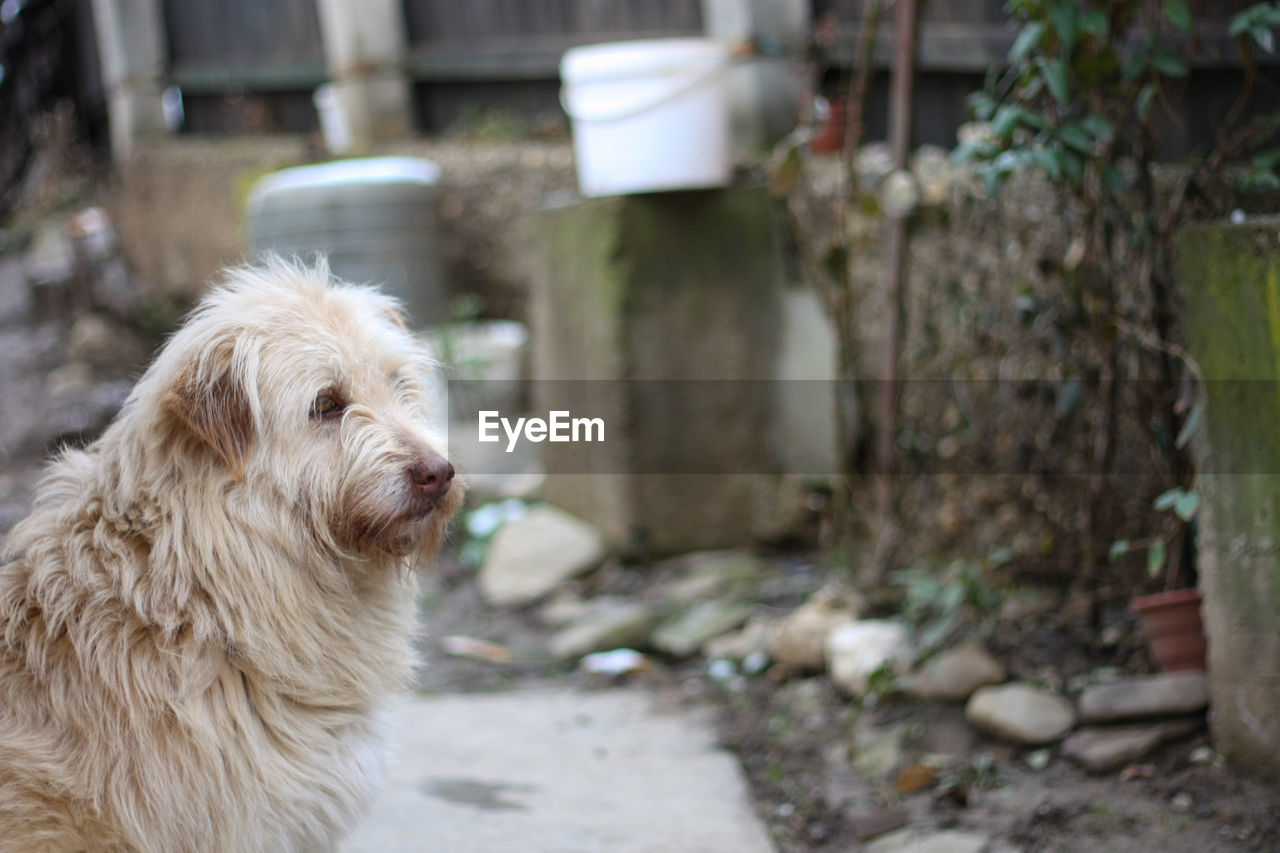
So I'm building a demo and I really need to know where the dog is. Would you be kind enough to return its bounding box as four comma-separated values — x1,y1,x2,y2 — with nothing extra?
0,258,463,851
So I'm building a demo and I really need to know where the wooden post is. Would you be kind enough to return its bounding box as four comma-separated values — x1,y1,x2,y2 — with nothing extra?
90,0,169,162
314,0,413,150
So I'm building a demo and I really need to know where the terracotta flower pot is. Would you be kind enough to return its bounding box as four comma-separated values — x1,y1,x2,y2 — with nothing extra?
1131,588,1207,672
811,97,846,154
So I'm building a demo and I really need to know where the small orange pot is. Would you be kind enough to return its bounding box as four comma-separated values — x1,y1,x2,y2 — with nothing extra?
1131,588,1207,672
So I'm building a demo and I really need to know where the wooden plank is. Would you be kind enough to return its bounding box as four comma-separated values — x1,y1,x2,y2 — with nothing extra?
169,61,328,94
827,21,1279,72
406,30,702,80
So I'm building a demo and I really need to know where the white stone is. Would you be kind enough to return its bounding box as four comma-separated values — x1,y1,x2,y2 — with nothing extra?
904,641,1006,702
479,506,605,608
824,620,912,696
768,589,865,670
965,683,1077,746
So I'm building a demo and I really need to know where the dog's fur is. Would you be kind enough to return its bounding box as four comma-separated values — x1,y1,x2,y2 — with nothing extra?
0,260,463,851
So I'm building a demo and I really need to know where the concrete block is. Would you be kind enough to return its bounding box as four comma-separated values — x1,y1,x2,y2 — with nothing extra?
1177,219,1280,780
530,187,785,555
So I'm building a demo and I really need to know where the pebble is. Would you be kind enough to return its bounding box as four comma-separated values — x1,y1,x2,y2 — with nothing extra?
546,600,658,661
650,601,752,659
478,506,605,608
825,620,912,697
768,589,865,670
1061,718,1203,774
1078,671,1209,723
904,641,1006,702
965,683,1077,746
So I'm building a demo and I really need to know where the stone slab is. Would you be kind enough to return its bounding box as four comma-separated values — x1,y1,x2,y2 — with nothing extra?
1078,672,1209,723
341,689,774,853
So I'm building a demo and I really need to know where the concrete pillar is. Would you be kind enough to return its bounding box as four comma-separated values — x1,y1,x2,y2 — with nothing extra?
91,0,169,162
701,0,810,156
314,0,413,150
1177,221,1280,781
530,186,787,555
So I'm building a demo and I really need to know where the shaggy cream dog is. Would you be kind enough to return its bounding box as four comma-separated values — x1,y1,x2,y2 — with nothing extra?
0,259,462,851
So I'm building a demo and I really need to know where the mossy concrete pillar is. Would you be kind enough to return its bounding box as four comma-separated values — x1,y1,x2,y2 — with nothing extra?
1178,219,1280,780
531,187,784,555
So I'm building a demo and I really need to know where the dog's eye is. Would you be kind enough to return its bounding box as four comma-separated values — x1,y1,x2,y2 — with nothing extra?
312,393,345,420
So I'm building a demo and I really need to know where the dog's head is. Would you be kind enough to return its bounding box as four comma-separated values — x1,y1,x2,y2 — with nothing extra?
145,258,463,561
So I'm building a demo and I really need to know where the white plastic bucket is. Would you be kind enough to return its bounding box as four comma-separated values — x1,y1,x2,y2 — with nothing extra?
560,38,731,197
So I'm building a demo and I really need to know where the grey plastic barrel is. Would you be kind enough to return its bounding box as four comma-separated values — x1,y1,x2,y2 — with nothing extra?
245,157,446,327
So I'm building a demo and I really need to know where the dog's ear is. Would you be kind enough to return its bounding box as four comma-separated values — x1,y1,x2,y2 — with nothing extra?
164,338,255,477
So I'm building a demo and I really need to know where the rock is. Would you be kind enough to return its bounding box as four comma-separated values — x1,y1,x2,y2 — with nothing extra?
852,722,909,779
904,641,1006,702
825,620,912,697
866,828,990,853
768,589,866,670
965,683,1077,746
651,601,753,659
656,550,764,605
1078,671,1209,723
703,616,774,661
1061,718,1203,774
547,601,658,661
478,506,605,608
537,592,593,627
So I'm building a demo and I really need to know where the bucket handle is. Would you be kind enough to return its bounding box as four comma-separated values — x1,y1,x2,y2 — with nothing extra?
559,58,731,124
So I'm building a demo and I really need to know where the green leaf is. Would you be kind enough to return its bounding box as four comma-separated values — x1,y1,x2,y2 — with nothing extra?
1058,124,1093,153
952,138,993,164
1009,21,1047,62
968,91,998,122
1122,51,1149,82
1136,83,1157,119
1154,488,1184,511
1081,113,1115,142
1039,57,1070,103
991,105,1023,140
1050,0,1078,55
1147,541,1167,577
1102,165,1129,191
1151,51,1188,77
1174,491,1200,522
1164,2,1193,33
1229,10,1252,37
1109,540,1130,562
1251,23,1276,53
1035,146,1064,180
1060,149,1084,182
1079,10,1109,38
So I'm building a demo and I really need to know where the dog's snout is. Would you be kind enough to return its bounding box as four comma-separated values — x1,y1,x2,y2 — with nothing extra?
408,454,454,502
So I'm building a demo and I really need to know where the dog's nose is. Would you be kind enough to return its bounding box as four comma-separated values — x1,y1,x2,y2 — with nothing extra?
408,454,454,503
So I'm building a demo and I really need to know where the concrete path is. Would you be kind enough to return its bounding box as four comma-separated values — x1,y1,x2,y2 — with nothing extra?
341,688,775,853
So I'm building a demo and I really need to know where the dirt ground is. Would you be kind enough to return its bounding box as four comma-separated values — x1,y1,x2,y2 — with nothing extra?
413,544,1280,853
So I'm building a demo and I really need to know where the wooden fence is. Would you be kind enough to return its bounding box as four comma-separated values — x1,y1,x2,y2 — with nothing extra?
153,0,1271,148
